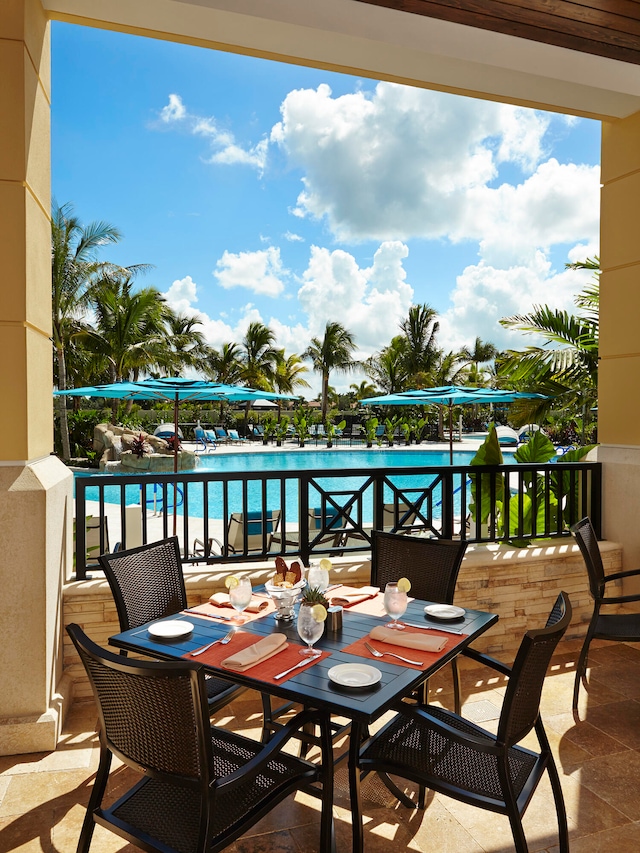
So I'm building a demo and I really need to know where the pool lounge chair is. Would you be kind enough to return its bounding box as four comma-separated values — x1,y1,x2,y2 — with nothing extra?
214,426,231,444
272,506,347,552
227,428,248,444
193,509,281,558
194,426,216,452
495,425,520,446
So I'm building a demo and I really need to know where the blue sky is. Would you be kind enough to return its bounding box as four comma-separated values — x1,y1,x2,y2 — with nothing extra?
52,22,600,394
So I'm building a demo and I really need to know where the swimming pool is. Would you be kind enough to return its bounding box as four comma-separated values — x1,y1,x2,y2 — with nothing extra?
76,447,504,522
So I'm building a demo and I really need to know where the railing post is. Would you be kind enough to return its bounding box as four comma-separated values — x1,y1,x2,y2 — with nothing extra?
591,464,602,537
299,473,310,566
441,469,454,539
75,482,87,581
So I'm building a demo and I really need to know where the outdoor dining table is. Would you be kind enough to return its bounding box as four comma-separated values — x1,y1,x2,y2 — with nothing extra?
109,593,498,853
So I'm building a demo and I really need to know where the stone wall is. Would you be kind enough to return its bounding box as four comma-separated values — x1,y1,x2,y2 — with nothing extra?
62,541,623,701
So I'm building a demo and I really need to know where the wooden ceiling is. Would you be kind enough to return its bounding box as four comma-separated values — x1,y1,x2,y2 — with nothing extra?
353,0,640,65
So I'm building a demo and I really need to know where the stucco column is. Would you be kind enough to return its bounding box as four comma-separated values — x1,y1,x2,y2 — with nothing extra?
0,0,73,754
598,110,640,585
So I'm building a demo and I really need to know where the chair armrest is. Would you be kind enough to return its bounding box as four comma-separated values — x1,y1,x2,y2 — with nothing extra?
605,568,640,583
213,707,328,793
192,537,223,558
601,593,640,605
461,646,512,678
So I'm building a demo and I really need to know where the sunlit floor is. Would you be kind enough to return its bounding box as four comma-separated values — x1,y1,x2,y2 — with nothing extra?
1,637,639,852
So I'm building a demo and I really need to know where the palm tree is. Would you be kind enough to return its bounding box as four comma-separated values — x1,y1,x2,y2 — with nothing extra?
349,380,378,401
303,321,357,419
400,303,441,386
364,336,409,394
52,201,122,460
273,351,310,419
498,261,599,436
203,342,243,385
156,312,207,376
240,322,279,425
460,337,498,386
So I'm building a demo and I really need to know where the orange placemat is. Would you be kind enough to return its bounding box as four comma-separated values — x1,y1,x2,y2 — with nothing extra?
339,591,414,617
341,629,468,670
184,597,275,624
183,630,330,684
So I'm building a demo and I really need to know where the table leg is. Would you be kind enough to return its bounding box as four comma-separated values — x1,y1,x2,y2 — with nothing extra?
349,720,365,853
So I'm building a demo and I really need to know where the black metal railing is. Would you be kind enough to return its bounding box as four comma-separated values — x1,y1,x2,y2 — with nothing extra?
73,460,601,579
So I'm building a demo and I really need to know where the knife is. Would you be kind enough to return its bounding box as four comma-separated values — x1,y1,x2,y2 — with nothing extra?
274,654,320,680
404,621,465,635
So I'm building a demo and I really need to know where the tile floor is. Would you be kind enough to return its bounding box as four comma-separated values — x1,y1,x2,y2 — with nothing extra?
1,637,639,852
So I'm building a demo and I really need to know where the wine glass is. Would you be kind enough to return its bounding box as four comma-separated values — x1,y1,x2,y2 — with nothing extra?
383,582,407,630
297,604,324,656
229,577,252,623
307,561,330,593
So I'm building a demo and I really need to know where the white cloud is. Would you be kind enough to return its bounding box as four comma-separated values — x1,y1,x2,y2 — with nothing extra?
437,247,598,354
162,275,200,316
284,231,304,242
213,247,287,297
270,82,555,242
157,94,268,174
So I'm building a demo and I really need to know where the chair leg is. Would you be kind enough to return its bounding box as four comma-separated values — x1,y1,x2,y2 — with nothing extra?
378,772,419,809
573,628,595,714
318,715,336,853
451,658,462,715
77,746,111,853
547,758,570,853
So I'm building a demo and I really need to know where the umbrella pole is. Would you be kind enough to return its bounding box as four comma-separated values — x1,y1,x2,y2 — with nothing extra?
448,403,453,464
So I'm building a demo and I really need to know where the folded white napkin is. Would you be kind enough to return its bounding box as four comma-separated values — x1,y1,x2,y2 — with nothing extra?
330,586,379,608
369,625,447,652
221,634,288,671
209,592,268,613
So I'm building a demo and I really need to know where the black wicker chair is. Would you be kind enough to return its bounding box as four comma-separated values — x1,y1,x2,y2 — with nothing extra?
67,624,334,853
570,517,640,713
371,531,468,712
99,536,241,714
357,591,572,853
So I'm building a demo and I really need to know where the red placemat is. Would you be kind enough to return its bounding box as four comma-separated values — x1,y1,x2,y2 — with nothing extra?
341,629,468,670
183,596,275,625
183,630,330,684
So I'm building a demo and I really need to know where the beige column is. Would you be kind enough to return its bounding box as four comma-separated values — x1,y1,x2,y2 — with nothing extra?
0,0,73,754
598,110,640,584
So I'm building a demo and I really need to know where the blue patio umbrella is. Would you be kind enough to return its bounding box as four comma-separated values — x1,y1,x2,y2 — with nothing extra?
362,385,547,463
56,377,298,533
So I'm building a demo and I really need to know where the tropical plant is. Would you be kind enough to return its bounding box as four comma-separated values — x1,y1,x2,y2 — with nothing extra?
364,417,379,447
273,350,309,419
364,335,409,394
52,201,123,461
303,321,357,419
498,262,599,439
292,408,311,446
460,337,498,385
240,321,279,389
400,303,441,385
156,312,208,375
325,418,346,447
349,380,378,401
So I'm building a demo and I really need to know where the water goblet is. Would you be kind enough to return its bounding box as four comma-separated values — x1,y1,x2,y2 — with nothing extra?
229,577,252,623
297,603,324,656
383,582,407,630
307,561,330,593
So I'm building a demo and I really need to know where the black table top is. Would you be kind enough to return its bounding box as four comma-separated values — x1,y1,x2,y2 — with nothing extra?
109,599,498,725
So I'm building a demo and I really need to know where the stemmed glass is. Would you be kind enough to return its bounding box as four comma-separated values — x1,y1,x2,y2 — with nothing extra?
297,604,324,656
229,577,253,624
383,582,408,630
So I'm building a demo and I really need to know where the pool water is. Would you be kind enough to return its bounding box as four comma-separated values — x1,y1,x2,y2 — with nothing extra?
76,447,501,522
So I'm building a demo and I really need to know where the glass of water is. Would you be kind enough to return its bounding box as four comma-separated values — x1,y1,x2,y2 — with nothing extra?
229,577,253,623
383,582,407,630
307,561,330,593
297,604,324,656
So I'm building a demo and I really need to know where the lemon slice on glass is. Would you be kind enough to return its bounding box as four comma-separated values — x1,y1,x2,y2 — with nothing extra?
319,558,333,572
225,575,240,590
311,604,327,623
397,577,411,593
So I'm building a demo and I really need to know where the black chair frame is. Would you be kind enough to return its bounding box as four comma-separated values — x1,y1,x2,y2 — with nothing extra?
570,517,640,713
357,592,572,853
371,530,468,712
67,624,334,853
99,536,241,714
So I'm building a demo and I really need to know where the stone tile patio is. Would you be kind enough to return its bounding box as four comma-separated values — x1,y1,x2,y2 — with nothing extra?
1,638,639,852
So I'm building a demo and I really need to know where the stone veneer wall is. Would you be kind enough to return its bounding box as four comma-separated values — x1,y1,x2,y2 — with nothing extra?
62,540,623,701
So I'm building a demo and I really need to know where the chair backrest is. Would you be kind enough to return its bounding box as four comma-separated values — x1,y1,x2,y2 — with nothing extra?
228,510,281,552
228,429,240,440
99,537,187,631
570,517,605,600
308,506,341,531
195,426,205,439
215,427,228,439
382,502,422,533
371,531,467,603
498,591,572,746
67,624,212,786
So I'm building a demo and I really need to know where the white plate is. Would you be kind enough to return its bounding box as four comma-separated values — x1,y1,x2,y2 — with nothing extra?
148,620,194,640
265,577,306,594
328,663,381,688
424,604,465,621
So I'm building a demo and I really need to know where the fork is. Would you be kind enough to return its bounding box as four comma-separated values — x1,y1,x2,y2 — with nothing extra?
364,641,422,666
191,629,234,657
